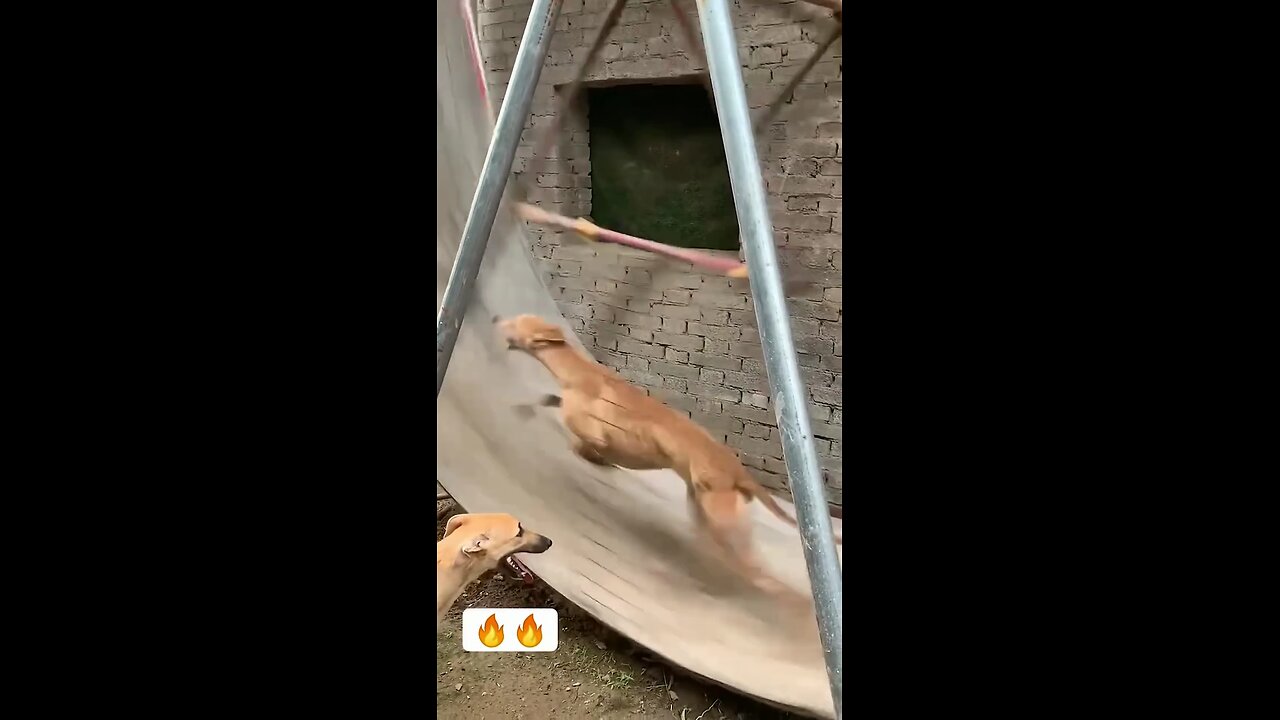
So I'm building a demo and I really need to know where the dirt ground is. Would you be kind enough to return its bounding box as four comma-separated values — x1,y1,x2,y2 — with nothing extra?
437,500,802,720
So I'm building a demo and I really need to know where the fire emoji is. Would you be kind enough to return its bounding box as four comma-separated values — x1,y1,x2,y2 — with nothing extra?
517,613,543,648
478,613,504,648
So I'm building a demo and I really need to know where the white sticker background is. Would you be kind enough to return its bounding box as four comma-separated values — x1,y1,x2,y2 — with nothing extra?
462,608,559,652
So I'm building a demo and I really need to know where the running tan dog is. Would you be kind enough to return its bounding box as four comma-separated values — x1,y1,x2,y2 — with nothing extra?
436,512,552,628
495,314,837,594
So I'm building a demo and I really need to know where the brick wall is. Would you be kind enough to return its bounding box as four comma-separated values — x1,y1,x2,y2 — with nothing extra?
477,0,843,505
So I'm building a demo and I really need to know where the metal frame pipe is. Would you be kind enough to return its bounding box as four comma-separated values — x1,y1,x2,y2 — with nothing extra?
437,0,561,396
693,0,843,717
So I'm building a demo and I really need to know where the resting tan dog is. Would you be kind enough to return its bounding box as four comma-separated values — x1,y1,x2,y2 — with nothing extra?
436,512,552,628
496,314,837,593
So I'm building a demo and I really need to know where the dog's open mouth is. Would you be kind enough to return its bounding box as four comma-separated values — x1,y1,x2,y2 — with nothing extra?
504,556,535,585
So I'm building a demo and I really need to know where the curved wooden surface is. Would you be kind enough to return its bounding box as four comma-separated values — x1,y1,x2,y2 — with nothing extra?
437,4,840,717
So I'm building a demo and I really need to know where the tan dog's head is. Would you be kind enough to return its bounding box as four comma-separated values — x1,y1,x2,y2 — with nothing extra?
493,314,568,353
439,512,553,570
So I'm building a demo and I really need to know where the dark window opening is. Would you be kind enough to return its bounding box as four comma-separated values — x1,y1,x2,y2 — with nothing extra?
587,84,739,251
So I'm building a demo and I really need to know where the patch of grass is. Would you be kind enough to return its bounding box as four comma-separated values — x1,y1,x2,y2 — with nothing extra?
602,669,635,690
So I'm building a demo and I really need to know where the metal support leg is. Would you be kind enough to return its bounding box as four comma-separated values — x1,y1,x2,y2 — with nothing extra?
694,0,843,717
436,0,561,396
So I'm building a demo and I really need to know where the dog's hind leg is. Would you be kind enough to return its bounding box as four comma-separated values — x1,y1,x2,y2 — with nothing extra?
696,490,790,595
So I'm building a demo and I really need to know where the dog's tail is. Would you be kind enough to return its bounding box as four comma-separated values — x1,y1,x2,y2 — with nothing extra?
743,479,843,545
512,394,562,420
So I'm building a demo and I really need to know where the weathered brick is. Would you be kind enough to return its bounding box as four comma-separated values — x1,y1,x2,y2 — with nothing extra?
665,348,689,363
688,382,742,403
649,361,700,380
768,175,839,194
700,310,730,325
552,244,596,261
652,331,704,351
777,213,833,232
744,24,802,45
795,336,835,355
811,420,843,442
786,299,841,321
660,318,686,333
723,402,774,424
789,139,838,158
808,403,832,423
687,352,742,371
728,433,784,458
616,338,665,358
555,260,583,276
691,290,751,310
783,282,825,301
745,422,771,439
650,388,698,412
799,367,834,387
593,349,626,369
786,196,820,211
615,309,662,329
686,322,739,340
759,456,788,476
552,274,593,290
744,393,770,409
729,341,763,358
653,303,702,320
786,232,842,249
812,386,842,405
692,412,745,435
699,368,725,384
618,4,647,22
750,46,782,65
721,369,769,394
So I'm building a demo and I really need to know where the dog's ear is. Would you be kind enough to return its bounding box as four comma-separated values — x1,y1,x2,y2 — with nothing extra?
529,325,566,346
444,514,468,538
462,534,491,554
